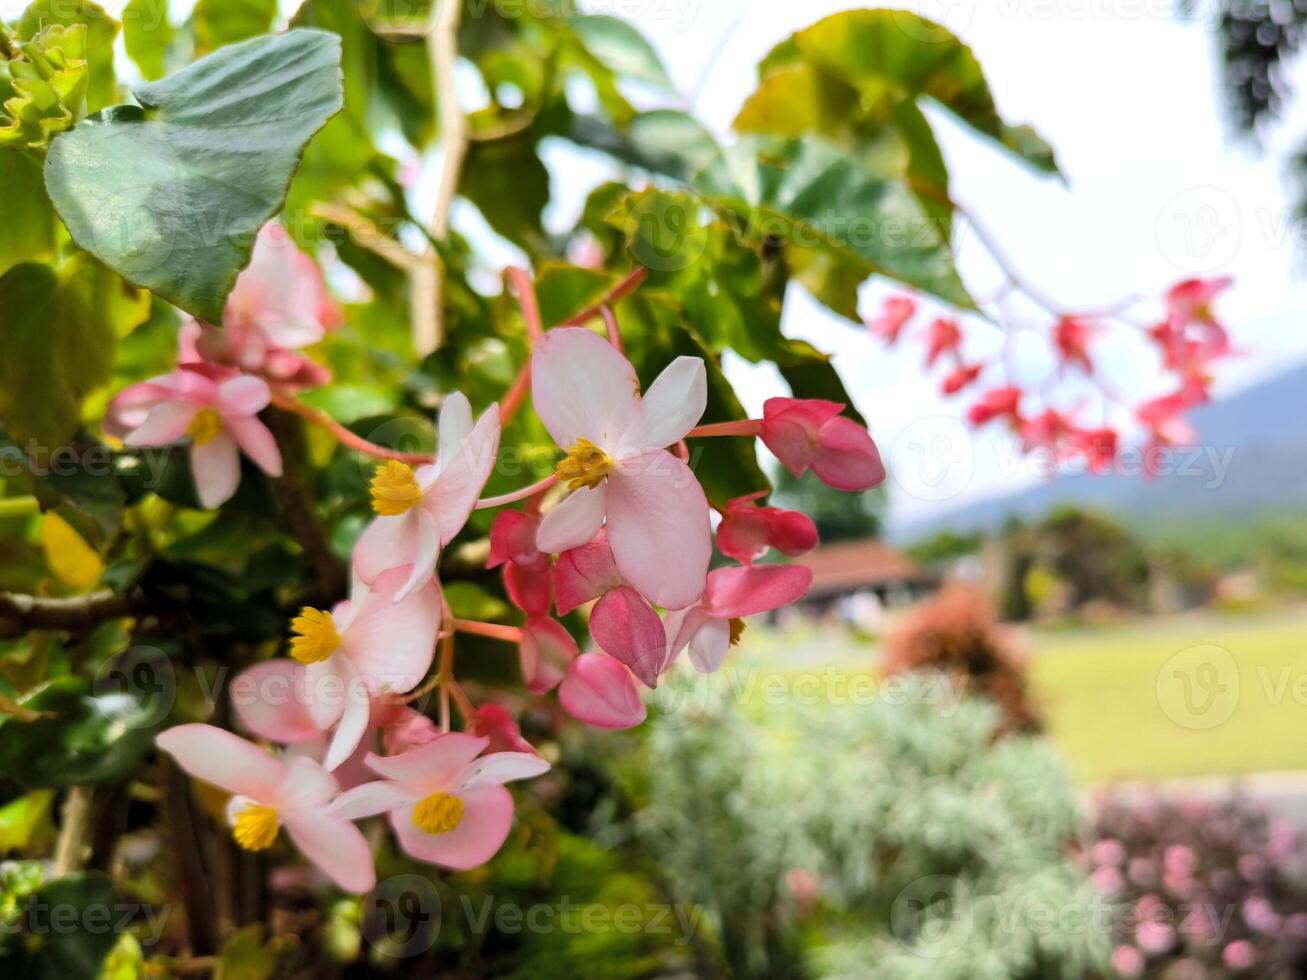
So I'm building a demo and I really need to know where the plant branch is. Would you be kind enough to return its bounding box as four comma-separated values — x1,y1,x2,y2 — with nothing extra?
0,496,39,519
161,758,219,955
0,589,138,639
266,409,348,602
412,0,470,356
53,786,95,876
310,202,423,273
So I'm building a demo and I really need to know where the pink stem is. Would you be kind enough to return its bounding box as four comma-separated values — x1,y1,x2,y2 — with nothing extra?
474,473,558,510
507,267,544,343
562,267,647,326
270,392,433,464
600,305,623,353
453,619,524,644
687,419,764,439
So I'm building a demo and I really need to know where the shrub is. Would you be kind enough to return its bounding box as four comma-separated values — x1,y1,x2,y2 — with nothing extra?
612,668,1106,979
882,583,1042,735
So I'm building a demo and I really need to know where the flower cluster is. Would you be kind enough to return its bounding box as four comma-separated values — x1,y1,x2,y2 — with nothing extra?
869,276,1234,476
1086,794,1307,978
114,224,887,892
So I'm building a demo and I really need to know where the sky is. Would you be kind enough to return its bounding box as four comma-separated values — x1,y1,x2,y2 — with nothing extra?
562,0,1307,528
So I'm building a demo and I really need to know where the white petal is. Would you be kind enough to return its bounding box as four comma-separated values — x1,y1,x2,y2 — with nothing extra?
620,356,707,451
535,483,607,554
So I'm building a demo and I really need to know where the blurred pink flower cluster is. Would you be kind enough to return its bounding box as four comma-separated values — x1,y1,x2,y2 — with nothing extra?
1086,794,1307,978
868,276,1236,477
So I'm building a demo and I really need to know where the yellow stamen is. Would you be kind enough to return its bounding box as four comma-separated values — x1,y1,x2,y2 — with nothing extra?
187,408,223,446
290,607,341,664
232,804,279,851
555,438,612,491
728,617,746,647
370,460,423,516
412,792,465,835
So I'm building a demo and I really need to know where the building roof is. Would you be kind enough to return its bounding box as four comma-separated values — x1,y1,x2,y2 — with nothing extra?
793,539,927,598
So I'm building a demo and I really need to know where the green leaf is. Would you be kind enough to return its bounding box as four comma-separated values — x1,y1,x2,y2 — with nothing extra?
17,0,118,113
0,261,122,450
567,14,674,92
121,0,174,81
567,109,720,183
215,924,280,980
757,9,1059,175
461,129,551,253
0,678,163,789
696,136,975,309
0,432,127,546
28,872,121,980
0,154,55,276
534,263,621,326
193,0,276,52
0,790,54,851
44,30,344,324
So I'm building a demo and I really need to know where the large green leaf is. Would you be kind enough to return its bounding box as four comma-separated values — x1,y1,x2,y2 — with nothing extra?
697,136,975,309
755,9,1059,175
0,262,123,450
44,30,344,324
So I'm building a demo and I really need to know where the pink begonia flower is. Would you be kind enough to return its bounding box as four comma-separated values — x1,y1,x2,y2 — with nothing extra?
1136,388,1201,445
760,398,885,492
1053,316,1096,374
966,386,1023,428
941,363,983,396
157,725,375,893
284,565,442,771
867,295,915,345
663,565,813,675
471,703,539,756
106,366,282,509
194,223,338,355
354,391,501,600
531,327,712,610
554,530,623,616
1165,276,1232,330
558,653,646,730
487,510,552,616
923,317,962,368
1074,426,1118,474
551,532,665,687
329,733,549,870
716,492,818,566
1110,946,1144,979
230,660,438,779
1020,408,1076,453
519,615,578,694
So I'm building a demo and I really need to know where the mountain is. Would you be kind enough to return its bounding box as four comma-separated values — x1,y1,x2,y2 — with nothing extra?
890,361,1307,543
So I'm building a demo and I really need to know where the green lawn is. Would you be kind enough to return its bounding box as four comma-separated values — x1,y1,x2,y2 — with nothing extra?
1029,609,1307,784
738,608,1307,784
